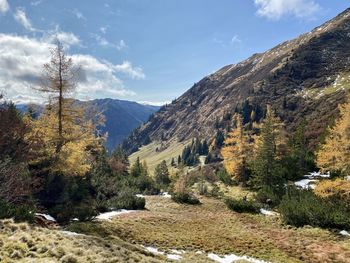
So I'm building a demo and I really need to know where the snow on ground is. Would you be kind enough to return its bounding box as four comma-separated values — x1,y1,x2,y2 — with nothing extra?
260,209,278,216
208,253,270,263
305,171,330,178
144,246,165,255
35,213,56,222
166,254,182,260
61,231,84,236
340,230,350,236
95,210,136,221
160,192,172,198
135,194,145,198
294,179,318,190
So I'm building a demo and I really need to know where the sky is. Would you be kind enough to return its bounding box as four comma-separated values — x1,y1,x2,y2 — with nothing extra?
0,0,349,105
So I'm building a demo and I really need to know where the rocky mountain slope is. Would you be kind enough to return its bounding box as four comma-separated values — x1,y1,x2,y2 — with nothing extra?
124,8,350,155
18,99,160,151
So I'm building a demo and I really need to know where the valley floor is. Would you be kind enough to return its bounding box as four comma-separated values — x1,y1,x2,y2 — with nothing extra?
2,194,350,262
68,195,350,263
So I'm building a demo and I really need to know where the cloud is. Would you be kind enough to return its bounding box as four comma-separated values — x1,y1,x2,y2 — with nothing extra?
0,0,9,14
100,26,108,34
14,8,36,31
231,35,242,44
72,9,86,20
112,61,145,79
116,40,127,50
254,0,320,20
31,0,43,6
91,34,128,51
43,28,81,48
0,34,141,104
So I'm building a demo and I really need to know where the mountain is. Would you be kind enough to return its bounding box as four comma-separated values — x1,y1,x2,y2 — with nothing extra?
17,99,160,152
124,8,350,157
80,99,159,151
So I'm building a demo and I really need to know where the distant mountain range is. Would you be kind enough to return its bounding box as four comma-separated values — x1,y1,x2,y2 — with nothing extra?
123,8,350,156
17,99,160,152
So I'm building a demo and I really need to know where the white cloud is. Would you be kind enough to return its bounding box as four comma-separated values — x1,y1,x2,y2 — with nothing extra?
91,34,128,51
0,0,9,14
31,0,43,6
100,26,108,34
0,34,141,104
231,35,242,44
72,9,86,20
43,28,81,48
112,61,145,79
116,39,127,50
14,8,36,31
254,0,320,20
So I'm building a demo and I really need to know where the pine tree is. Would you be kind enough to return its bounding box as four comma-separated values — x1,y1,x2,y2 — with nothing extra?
130,157,142,177
250,105,286,190
177,155,182,165
141,160,149,177
154,160,170,186
317,98,350,175
221,114,252,183
171,157,176,167
109,148,129,176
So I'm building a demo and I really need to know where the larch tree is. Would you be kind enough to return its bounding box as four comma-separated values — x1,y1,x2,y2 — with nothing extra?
221,114,252,183
28,41,102,176
317,99,350,175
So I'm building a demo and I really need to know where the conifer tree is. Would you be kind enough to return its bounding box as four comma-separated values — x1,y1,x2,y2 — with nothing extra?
154,160,170,186
250,106,286,190
317,99,350,175
130,157,142,177
221,114,252,183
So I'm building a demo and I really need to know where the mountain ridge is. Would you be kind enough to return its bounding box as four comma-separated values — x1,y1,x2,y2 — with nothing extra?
123,8,350,156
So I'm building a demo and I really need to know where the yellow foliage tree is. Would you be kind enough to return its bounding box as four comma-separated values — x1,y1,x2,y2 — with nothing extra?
317,99,350,175
26,106,102,176
315,179,350,202
221,114,252,183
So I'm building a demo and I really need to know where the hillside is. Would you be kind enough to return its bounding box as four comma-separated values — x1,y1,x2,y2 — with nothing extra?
124,8,350,160
18,99,160,152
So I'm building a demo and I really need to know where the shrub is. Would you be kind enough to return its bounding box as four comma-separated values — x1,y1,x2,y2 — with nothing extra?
108,190,145,210
256,186,281,207
225,198,261,214
279,187,350,230
0,199,35,223
172,192,200,205
216,170,233,186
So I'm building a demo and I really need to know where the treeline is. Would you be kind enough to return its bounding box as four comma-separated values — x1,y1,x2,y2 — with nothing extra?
0,42,158,223
178,138,209,166
221,101,350,230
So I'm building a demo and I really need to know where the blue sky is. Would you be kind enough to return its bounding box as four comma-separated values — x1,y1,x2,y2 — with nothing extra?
0,0,349,105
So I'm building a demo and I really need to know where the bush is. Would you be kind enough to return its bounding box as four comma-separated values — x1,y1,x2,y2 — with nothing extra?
172,192,200,205
0,199,35,223
279,188,350,230
216,170,233,186
256,187,281,207
109,190,145,210
225,198,261,214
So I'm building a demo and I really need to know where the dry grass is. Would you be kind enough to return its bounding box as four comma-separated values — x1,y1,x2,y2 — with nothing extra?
129,140,189,175
0,219,163,263
69,195,350,263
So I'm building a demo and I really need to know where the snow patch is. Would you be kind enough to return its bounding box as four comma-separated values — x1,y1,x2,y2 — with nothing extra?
208,253,269,263
160,192,171,198
35,213,56,222
260,209,278,216
61,231,84,236
294,179,318,190
340,230,350,236
167,254,182,260
136,194,145,198
96,210,136,220
144,246,165,255
305,171,330,178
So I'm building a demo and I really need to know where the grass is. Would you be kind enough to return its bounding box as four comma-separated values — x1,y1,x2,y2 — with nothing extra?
68,195,350,263
129,139,190,175
0,219,163,263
